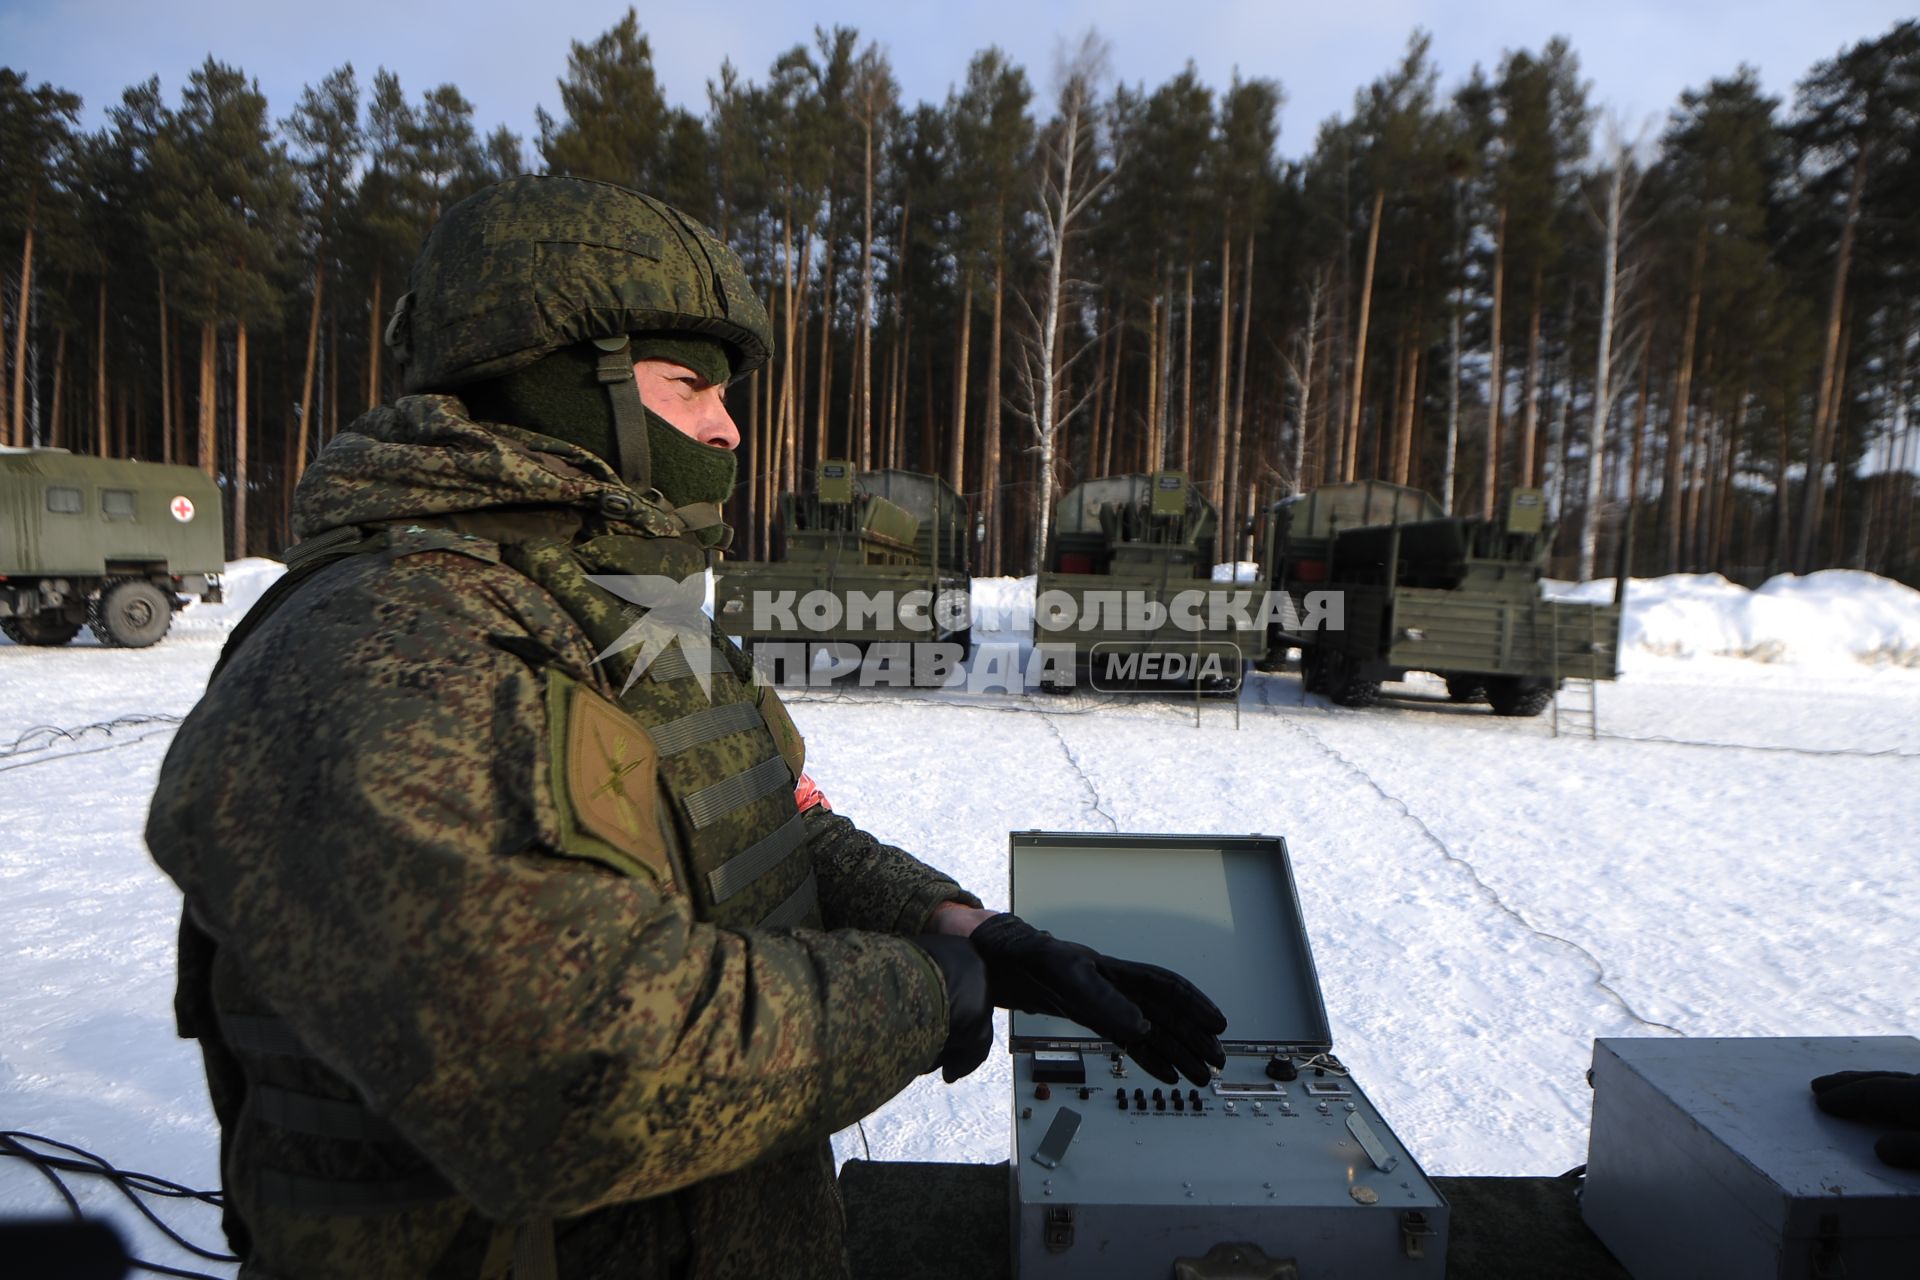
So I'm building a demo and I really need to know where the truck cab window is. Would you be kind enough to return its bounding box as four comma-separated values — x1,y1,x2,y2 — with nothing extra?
46,486,82,514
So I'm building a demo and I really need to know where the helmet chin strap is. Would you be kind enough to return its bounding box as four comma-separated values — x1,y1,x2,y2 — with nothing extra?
592,335,651,491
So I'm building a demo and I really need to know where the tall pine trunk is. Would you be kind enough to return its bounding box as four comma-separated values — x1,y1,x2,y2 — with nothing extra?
296,266,325,486
49,327,67,451
1665,233,1707,572
1211,227,1232,522
198,320,217,481
1484,206,1507,516
951,269,973,496
95,278,109,454
1343,189,1385,483
9,223,35,447
158,272,173,464
985,252,1005,573
1179,261,1194,473
1227,231,1256,551
235,322,250,559
1795,152,1867,573
366,272,383,411
1519,274,1543,487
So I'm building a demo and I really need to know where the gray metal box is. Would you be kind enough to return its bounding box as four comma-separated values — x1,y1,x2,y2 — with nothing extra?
1583,1036,1920,1280
1009,831,1447,1279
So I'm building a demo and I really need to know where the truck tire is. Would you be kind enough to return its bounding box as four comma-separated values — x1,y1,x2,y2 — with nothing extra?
1,614,83,646
90,579,174,648
1444,675,1486,703
1327,652,1381,709
1486,677,1553,717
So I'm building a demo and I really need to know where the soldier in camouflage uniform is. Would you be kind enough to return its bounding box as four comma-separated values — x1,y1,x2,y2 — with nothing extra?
147,176,1225,1279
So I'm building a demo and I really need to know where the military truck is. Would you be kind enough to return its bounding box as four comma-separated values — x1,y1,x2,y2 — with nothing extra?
0,449,224,648
1032,471,1264,691
1261,480,1619,715
715,461,971,674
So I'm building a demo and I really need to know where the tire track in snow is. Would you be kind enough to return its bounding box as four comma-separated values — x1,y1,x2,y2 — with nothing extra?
1256,680,1684,1038
1037,713,1120,833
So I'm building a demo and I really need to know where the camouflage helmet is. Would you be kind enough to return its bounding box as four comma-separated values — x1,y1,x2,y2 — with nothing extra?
384,175,772,395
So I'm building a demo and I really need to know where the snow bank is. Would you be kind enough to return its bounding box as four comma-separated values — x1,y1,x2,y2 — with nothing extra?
1551,571,1920,667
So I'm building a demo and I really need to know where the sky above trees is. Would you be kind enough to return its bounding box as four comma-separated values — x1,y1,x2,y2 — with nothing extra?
5,0,1911,160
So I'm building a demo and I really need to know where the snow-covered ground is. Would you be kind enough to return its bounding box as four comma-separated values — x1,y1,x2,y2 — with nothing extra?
4,563,1918,1273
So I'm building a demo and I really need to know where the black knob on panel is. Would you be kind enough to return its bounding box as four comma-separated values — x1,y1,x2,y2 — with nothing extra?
1188,1088,1202,1111
1265,1054,1298,1081
1035,1083,1050,1100
1172,1092,1185,1111
1134,1088,1146,1109
1116,1089,1127,1110
1079,1086,1091,1101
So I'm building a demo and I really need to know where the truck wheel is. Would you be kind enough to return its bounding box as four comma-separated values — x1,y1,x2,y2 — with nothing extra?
1444,675,1486,703
90,579,174,648
1486,677,1552,717
1327,652,1380,708
1,614,83,646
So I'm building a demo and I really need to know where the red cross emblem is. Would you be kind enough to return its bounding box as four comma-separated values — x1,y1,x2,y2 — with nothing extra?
170,496,195,522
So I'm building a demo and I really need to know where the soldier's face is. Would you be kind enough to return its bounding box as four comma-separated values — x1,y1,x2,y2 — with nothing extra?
632,359,740,451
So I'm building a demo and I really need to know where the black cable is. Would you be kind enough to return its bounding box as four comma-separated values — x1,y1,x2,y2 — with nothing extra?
0,1131,237,1277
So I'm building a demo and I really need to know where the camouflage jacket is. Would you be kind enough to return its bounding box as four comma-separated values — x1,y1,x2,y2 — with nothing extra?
146,396,978,1279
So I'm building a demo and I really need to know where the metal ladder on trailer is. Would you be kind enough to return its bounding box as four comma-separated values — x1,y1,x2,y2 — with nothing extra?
1549,601,1599,740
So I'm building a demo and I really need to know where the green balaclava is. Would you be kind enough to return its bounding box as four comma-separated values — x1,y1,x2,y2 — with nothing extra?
461,335,739,519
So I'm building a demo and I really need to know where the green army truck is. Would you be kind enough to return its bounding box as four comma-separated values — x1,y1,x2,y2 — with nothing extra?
1261,480,1620,715
714,461,971,672
1033,471,1265,691
0,449,224,648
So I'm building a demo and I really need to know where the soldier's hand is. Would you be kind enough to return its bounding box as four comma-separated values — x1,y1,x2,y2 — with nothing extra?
1811,1070,1920,1169
915,935,995,1083
969,913,1226,1087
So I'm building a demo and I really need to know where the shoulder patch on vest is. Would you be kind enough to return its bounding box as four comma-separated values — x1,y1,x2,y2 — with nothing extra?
546,669,675,888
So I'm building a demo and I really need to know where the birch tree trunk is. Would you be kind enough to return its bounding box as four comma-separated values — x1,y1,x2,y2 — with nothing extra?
1579,155,1627,580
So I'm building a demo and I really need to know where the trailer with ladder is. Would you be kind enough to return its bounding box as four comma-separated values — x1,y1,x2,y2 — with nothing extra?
1259,481,1622,723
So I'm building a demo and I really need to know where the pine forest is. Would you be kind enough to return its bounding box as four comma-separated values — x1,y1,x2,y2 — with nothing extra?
2,13,1917,584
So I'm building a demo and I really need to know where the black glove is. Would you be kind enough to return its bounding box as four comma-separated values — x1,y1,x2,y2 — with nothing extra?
916,934,995,1083
1811,1070,1920,1170
969,913,1227,1086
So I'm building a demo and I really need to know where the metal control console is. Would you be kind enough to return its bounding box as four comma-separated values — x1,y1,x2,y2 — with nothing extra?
1009,832,1447,1279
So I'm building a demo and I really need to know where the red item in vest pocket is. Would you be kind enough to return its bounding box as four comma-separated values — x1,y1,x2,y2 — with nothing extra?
794,773,832,813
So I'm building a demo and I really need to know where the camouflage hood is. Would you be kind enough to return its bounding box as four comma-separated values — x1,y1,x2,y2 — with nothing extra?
291,394,678,541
